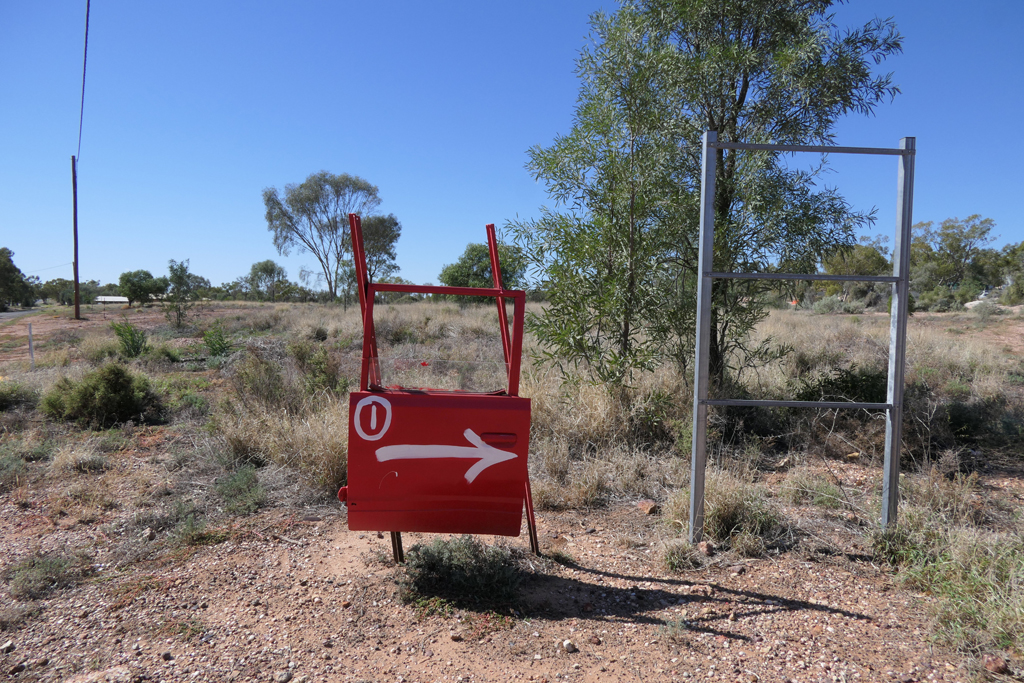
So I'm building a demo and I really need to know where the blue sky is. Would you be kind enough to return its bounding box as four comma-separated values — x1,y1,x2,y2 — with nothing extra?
1,1,1022,290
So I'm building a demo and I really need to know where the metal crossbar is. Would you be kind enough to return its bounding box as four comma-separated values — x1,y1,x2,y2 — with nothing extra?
709,272,899,283
689,131,916,543
708,141,911,156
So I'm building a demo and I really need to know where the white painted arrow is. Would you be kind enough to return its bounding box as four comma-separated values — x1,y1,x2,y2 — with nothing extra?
375,429,517,483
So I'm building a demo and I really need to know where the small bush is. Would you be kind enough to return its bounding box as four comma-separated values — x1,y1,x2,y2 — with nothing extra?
793,364,887,405
666,470,789,554
0,455,28,492
400,536,522,608
145,344,181,363
203,323,232,357
110,318,150,358
215,465,266,515
231,348,301,413
813,295,865,315
80,336,119,364
780,467,846,509
0,382,37,411
288,340,345,395
52,442,108,473
3,553,88,599
41,364,162,428
663,540,706,571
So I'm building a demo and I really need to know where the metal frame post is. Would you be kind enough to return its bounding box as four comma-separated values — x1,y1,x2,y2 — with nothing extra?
881,137,916,526
689,131,717,544
688,132,916,540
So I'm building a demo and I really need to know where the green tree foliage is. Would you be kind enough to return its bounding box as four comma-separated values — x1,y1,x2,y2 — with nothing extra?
822,239,891,302
360,213,402,281
164,259,199,328
510,0,901,384
263,171,381,299
118,270,167,306
0,248,35,310
438,243,527,299
248,260,289,301
910,215,1008,310
40,278,75,305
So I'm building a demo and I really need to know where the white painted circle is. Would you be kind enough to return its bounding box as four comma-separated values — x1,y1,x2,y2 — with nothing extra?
353,396,393,441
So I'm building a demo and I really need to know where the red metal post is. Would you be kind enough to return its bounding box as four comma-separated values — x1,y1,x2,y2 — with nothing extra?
486,224,512,371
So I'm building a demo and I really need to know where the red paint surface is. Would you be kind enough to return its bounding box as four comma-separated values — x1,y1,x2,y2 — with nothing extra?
346,391,531,535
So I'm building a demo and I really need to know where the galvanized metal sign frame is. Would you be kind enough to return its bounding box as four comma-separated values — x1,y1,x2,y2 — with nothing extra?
689,131,916,542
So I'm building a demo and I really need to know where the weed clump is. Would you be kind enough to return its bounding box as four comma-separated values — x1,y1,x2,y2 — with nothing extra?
203,322,232,357
0,381,37,411
215,465,266,515
0,455,27,492
400,536,522,609
110,318,150,358
41,364,162,428
872,468,1024,657
3,553,90,599
666,469,789,558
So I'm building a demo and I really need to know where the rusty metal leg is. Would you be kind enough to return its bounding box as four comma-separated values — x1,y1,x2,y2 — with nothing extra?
524,479,540,555
390,532,404,564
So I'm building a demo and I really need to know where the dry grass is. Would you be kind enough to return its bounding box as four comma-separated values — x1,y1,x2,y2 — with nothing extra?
51,440,108,474
218,399,348,489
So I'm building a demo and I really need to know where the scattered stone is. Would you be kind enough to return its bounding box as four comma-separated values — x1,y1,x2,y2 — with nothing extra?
846,452,861,460
588,635,602,645
161,651,173,661
32,657,49,667
728,611,737,621
562,639,578,653
143,527,156,541
322,639,334,648
341,601,351,608
698,541,714,556
743,673,759,683
728,565,746,575
9,663,26,675
898,674,915,683
275,672,293,683
983,654,1009,675
0,640,13,654
637,500,660,515
450,633,463,642
810,624,824,636
586,528,597,534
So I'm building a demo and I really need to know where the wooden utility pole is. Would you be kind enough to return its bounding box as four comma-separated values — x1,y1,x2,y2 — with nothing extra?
72,155,81,319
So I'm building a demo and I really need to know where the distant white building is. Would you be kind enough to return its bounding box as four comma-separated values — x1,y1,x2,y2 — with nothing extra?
96,296,129,305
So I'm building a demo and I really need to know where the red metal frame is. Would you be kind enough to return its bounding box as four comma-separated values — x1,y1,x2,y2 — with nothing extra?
342,214,539,559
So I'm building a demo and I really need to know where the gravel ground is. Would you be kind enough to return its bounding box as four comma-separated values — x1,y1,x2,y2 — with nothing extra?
0,496,969,683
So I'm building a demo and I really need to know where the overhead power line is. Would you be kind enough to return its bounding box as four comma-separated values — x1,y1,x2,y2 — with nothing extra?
77,0,91,159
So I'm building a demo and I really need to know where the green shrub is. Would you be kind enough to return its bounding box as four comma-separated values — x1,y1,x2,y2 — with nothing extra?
203,323,232,357
41,364,162,428
288,340,345,395
0,455,27,492
813,295,865,315
3,553,88,599
145,344,181,363
215,465,265,515
0,382,37,411
110,318,150,358
793,364,887,404
400,536,522,608
231,348,302,413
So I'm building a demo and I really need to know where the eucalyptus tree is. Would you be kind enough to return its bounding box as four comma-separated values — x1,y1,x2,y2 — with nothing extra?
263,171,381,300
511,0,902,386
